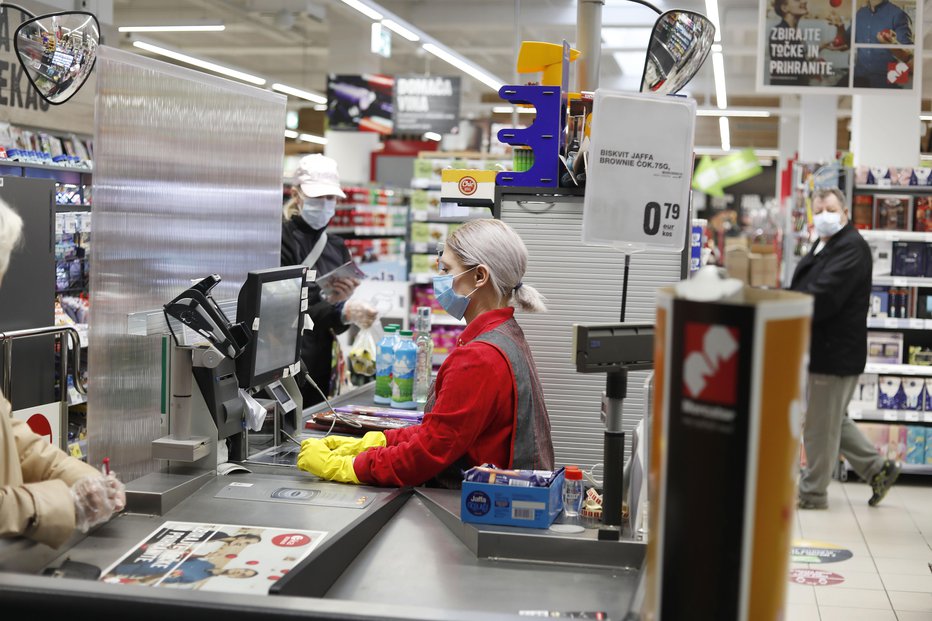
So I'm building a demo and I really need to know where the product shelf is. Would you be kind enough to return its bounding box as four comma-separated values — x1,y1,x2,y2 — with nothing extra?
408,242,441,254
848,408,932,425
871,275,932,287
411,210,491,223
859,230,932,242
863,362,932,377
329,226,406,236
867,317,932,330
855,184,932,194
901,464,932,474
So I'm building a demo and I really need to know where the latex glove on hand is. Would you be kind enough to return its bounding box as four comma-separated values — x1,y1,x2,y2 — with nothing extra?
71,475,124,533
297,438,360,484
322,431,386,457
342,300,378,329
327,277,359,304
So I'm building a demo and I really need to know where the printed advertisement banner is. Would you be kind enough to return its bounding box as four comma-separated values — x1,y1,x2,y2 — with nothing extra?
757,0,922,93
326,74,394,135
392,75,461,134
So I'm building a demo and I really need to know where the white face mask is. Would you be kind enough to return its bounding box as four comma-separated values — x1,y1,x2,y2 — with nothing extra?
813,210,843,237
300,197,337,229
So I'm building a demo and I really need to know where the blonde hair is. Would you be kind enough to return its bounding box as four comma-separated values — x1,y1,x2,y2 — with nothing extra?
444,218,546,313
0,198,24,280
283,194,300,221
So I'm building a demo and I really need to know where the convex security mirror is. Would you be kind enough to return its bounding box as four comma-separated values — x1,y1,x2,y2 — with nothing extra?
640,10,715,95
13,10,100,105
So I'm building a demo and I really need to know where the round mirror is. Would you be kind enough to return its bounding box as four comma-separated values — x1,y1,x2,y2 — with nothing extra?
640,10,715,96
14,11,100,106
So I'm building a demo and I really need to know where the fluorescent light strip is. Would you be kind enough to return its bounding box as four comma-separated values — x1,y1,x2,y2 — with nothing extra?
381,19,419,42
284,130,299,139
705,0,721,42
132,41,266,85
719,117,731,151
921,114,932,121
712,52,727,109
697,109,770,118
314,104,327,111
119,25,225,32
423,132,442,141
492,106,537,114
422,43,503,91
272,83,326,104
298,133,327,145
340,0,383,21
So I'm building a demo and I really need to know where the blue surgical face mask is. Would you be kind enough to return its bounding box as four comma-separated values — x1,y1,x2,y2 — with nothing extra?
433,266,478,320
301,197,337,229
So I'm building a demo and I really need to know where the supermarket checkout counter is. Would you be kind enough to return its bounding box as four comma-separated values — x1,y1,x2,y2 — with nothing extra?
0,380,646,619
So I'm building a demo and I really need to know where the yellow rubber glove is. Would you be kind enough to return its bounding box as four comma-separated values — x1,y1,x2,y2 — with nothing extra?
321,431,386,457
297,438,360,484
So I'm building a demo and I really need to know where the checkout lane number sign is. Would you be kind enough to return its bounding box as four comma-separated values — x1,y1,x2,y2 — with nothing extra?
582,90,696,253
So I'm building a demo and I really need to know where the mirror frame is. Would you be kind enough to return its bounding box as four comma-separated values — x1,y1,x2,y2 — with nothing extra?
13,10,101,106
639,9,715,96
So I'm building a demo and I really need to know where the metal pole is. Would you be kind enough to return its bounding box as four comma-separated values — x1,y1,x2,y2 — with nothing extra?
1,339,11,401
170,344,193,441
58,332,69,451
576,0,604,92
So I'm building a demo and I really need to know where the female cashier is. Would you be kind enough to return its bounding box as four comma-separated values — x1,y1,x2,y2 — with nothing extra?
297,218,554,486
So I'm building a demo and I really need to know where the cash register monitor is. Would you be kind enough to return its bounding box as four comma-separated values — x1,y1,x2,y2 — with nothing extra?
235,266,307,389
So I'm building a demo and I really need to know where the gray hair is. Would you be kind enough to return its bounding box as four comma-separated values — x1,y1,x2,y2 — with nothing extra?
0,198,24,280
443,218,546,313
812,187,847,210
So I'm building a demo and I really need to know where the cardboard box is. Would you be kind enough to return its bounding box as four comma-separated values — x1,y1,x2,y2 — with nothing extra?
749,252,778,288
874,195,912,230
906,427,926,465
914,196,932,232
853,194,874,230
726,246,750,283
867,239,892,276
867,331,903,364
892,241,926,277
878,376,906,409
461,469,565,529
870,286,890,318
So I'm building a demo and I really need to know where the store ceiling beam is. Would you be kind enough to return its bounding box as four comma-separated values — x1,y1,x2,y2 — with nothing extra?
185,0,309,44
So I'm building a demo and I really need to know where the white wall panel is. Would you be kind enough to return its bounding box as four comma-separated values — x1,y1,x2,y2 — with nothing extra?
88,46,286,481
500,195,683,474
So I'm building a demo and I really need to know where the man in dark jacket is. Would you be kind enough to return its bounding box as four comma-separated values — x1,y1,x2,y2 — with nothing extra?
281,155,377,405
790,187,899,509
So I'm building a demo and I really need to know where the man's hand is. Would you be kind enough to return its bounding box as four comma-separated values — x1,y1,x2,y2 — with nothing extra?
327,277,359,304
342,300,378,328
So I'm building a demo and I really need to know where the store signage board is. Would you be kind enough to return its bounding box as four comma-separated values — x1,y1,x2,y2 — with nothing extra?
12,402,62,450
756,0,923,94
392,75,461,134
692,150,763,197
582,90,695,253
327,74,394,135
791,540,854,564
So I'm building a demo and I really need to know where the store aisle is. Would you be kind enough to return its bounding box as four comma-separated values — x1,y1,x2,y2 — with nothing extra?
787,477,932,621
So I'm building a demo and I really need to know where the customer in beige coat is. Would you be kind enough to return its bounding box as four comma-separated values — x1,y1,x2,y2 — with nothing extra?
0,198,125,548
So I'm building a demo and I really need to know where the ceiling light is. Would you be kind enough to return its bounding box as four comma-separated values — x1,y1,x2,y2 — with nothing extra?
339,0,383,21
381,19,419,42
492,106,537,114
132,40,266,85
697,109,771,118
119,24,225,32
705,0,721,42
423,132,442,141
271,83,326,104
298,133,328,145
711,43,722,53
712,51,727,109
314,104,327,111
921,114,932,121
284,130,299,139
422,43,503,92
719,117,731,151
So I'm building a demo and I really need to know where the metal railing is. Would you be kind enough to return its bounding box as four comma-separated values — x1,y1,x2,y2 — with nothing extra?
0,325,86,451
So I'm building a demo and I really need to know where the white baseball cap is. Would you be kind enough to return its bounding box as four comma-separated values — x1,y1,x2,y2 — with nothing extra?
293,154,346,198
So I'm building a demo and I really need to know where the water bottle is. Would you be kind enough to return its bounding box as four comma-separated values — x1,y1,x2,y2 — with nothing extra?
390,330,417,409
374,325,397,404
414,307,433,405
562,466,584,518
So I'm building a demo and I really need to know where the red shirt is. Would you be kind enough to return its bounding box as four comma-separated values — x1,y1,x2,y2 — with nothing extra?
353,307,519,487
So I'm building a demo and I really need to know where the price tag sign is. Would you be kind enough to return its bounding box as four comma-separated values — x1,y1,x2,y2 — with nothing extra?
883,411,899,422
583,91,696,253
908,319,925,330
849,409,862,420
893,278,908,287
905,411,920,422
883,318,900,329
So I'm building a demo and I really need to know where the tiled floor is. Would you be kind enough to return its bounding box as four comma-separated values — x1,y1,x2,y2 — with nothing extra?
787,476,932,621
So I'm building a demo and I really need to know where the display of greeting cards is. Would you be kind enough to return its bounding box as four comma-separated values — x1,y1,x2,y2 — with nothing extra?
100,521,326,593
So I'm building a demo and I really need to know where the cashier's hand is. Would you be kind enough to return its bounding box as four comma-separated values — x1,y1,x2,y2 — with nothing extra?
71,474,126,533
327,277,359,304
323,431,386,457
341,300,378,329
297,438,361,484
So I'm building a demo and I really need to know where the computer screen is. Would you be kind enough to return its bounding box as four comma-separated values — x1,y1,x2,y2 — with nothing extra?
236,266,307,389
